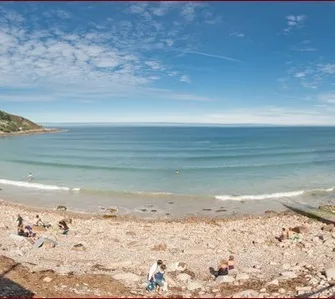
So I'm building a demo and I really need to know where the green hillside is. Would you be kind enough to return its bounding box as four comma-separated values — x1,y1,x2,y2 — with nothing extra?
0,110,42,133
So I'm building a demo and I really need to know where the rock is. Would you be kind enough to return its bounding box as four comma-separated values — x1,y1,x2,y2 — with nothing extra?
236,273,250,281
43,277,52,283
182,246,206,255
152,243,167,251
278,288,286,294
267,279,279,286
291,226,308,234
167,261,187,272
215,275,235,283
325,268,335,280
322,224,334,232
282,263,291,270
176,273,192,282
56,205,67,211
186,281,203,291
280,271,297,279
72,243,86,251
232,290,260,298
113,273,140,282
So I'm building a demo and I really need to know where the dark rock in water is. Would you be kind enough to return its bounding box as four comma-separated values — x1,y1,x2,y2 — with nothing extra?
140,209,147,212
151,209,157,212
106,208,117,213
165,213,170,216
56,205,67,211
202,208,212,211
265,210,277,214
216,209,227,212
168,201,174,204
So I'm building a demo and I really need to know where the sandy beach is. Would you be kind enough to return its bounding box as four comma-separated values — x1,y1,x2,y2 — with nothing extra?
0,198,334,298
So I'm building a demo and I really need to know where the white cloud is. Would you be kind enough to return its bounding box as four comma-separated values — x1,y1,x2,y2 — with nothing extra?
180,75,191,83
283,15,306,34
229,32,244,38
180,2,204,22
318,92,335,104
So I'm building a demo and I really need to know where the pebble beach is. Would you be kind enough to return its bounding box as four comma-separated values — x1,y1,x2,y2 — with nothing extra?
0,199,334,298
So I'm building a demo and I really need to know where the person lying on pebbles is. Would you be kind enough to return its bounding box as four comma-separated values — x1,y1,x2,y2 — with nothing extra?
210,259,229,279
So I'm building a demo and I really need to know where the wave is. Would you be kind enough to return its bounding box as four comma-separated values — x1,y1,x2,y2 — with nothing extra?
215,187,335,201
0,179,80,192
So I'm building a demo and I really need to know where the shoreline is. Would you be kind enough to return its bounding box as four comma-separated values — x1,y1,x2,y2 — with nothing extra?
0,128,67,137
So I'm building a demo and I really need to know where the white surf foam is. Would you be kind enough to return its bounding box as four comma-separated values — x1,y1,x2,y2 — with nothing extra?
215,187,335,201
0,179,80,192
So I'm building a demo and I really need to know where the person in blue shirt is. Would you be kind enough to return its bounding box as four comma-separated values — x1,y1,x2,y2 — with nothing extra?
154,264,167,294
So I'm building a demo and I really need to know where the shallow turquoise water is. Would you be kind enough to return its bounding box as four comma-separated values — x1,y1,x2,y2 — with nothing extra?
1,126,335,207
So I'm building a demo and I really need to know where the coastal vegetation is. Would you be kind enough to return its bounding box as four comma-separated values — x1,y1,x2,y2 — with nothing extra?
0,110,42,133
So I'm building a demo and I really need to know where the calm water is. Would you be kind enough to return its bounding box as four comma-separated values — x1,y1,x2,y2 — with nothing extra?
1,126,335,214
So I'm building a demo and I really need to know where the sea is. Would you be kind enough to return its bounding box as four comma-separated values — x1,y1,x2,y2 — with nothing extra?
0,125,335,217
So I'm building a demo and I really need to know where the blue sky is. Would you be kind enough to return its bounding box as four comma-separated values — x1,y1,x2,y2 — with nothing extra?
1,2,335,125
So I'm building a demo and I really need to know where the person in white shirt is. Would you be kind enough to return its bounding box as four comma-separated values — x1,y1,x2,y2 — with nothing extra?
28,173,33,181
147,259,163,282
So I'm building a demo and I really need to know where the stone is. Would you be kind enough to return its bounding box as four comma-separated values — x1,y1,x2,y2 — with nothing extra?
280,271,297,279
168,261,187,272
43,277,52,283
291,226,308,234
282,263,291,270
113,273,140,282
176,273,192,282
215,275,235,283
232,290,260,298
56,205,67,211
71,243,86,251
325,268,335,280
236,273,250,281
278,288,286,294
186,281,203,291
267,279,279,286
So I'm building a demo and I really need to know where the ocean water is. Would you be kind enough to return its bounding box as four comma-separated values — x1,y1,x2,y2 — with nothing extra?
1,126,335,215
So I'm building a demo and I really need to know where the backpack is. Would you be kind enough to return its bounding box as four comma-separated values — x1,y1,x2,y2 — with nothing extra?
146,280,155,292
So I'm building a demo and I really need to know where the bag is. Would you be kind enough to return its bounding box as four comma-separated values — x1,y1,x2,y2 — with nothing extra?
146,280,155,292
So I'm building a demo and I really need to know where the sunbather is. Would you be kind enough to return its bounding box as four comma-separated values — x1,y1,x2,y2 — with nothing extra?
58,219,69,234
210,259,229,279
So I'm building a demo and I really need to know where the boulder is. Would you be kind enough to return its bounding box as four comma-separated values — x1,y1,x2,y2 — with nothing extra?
186,280,203,291
113,273,140,282
56,205,67,211
167,261,187,272
215,275,235,283
176,273,192,282
326,268,335,280
232,290,260,298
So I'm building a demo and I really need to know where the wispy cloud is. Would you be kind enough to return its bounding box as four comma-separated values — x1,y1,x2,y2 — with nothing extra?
180,75,191,83
229,32,244,38
184,50,242,63
283,15,306,34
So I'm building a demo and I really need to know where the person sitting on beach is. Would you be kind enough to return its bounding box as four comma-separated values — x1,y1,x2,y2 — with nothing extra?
17,224,28,237
228,255,235,270
58,220,69,235
35,215,51,228
209,259,229,279
24,225,36,237
153,264,167,294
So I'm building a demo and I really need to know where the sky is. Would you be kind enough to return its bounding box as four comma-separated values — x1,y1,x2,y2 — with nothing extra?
1,2,335,125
